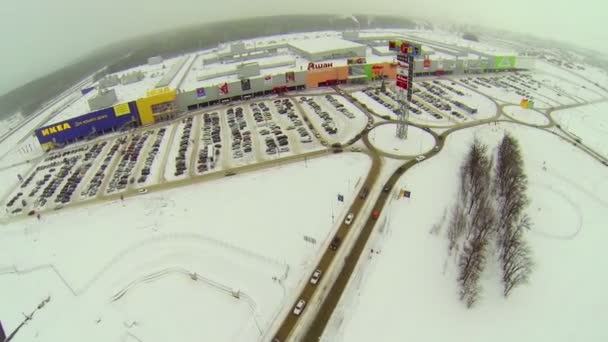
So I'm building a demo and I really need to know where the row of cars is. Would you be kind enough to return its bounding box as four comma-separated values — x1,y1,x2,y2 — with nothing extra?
303,97,338,135
81,138,124,198
137,128,167,184
174,116,194,177
197,112,221,174
422,81,478,118
106,132,152,193
277,99,312,144
325,95,356,119
227,106,253,159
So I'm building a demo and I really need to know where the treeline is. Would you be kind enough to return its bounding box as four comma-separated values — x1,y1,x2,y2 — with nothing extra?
445,134,533,307
0,14,415,120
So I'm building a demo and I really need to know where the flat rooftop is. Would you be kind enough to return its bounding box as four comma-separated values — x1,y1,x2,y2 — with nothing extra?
289,37,364,54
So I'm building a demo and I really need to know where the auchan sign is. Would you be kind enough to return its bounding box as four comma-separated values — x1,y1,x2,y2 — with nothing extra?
308,62,333,70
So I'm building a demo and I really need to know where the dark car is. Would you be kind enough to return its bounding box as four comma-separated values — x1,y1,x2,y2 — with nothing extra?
330,237,341,251
359,188,369,199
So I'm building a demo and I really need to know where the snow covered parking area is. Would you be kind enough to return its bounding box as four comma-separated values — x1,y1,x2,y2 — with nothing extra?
324,123,608,342
0,152,371,342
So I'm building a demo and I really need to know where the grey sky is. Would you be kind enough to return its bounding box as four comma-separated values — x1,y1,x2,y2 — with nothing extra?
0,0,604,96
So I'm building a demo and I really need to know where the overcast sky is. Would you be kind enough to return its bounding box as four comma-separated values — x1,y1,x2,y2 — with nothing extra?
0,0,605,96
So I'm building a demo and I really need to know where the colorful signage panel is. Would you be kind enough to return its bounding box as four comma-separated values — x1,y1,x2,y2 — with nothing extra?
196,87,206,98
494,56,516,70
113,103,131,117
35,101,138,145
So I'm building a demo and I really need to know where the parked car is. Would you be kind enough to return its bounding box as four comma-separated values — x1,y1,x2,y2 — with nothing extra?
415,155,426,162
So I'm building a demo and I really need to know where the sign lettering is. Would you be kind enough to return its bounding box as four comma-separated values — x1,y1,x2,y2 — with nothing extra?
41,123,71,136
308,62,333,70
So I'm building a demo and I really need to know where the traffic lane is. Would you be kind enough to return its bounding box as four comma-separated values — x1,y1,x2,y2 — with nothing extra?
273,156,380,341
302,153,418,340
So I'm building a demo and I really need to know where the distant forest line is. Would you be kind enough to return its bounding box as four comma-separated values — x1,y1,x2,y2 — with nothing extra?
0,14,418,120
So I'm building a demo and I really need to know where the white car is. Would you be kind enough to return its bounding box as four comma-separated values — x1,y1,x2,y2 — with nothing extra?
345,213,354,225
293,299,306,315
310,269,322,285
138,188,148,194
415,155,426,162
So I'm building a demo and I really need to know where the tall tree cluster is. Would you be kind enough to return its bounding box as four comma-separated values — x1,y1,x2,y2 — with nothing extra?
494,134,534,297
444,135,533,308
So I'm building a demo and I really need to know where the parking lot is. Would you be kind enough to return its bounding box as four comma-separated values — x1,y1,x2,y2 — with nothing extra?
3,93,374,214
299,94,367,146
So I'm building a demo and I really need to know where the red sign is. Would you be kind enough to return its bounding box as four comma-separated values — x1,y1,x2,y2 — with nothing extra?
219,82,229,95
372,64,384,70
308,62,333,70
424,57,431,68
400,43,410,54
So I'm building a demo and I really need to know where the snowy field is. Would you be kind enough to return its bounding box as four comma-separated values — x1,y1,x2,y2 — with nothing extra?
323,122,608,342
535,61,607,98
0,152,371,342
369,124,435,156
503,105,550,126
552,101,608,158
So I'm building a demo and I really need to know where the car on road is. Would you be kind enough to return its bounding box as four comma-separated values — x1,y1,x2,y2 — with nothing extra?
225,171,237,176
138,188,148,194
415,155,426,162
383,184,391,193
310,269,322,285
372,209,380,219
433,146,440,152
330,237,341,251
293,299,307,315
359,188,369,199
345,213,354,225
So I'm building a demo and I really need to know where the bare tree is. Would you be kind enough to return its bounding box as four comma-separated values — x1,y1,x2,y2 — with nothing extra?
494,133,534,297
501,215,534,297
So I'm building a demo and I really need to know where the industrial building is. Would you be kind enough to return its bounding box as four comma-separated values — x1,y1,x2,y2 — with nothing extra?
34,29,533,149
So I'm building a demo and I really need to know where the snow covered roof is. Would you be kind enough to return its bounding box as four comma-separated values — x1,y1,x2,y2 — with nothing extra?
289,38,364,54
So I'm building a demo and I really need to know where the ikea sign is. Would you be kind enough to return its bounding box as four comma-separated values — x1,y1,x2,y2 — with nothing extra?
41,123,72,136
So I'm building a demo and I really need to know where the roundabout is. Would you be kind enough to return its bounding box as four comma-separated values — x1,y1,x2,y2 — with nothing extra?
367,123,436,158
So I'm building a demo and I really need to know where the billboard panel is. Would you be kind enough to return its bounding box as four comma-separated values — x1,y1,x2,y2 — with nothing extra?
196,87,206,99
241,78,251,91
35,101,138,145
494,56,516,70
285,71,295,83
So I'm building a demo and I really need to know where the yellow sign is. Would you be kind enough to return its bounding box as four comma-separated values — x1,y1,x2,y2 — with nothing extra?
114,103,131,117
41,123,72,136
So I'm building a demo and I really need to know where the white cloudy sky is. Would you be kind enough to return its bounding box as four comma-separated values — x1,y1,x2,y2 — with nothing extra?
0,0,605,95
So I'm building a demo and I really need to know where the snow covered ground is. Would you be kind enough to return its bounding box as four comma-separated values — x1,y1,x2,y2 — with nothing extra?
369,124,435,156
503,105,550,126
536,61,607,98
552,101,608,158
323,122,608,342
0,152,371,342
